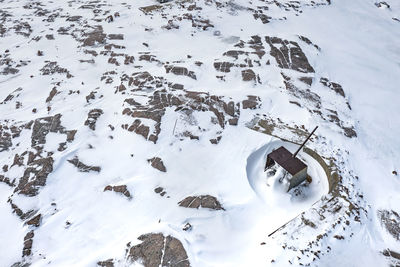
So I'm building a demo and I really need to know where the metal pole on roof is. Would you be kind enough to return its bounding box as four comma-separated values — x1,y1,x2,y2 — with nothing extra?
293,126,318,158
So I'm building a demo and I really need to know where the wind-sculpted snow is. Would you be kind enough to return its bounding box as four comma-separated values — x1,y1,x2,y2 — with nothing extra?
0,0,399,266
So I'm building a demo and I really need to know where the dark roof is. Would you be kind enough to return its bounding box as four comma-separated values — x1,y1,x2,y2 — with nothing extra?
268,146,307,175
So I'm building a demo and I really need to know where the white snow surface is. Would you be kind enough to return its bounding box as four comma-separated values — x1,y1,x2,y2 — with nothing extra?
0,0,399,266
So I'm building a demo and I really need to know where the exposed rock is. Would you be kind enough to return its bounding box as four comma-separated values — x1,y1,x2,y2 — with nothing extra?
1,87,23,105
127,233,190,267
265,36,314,73
382,249,400,264
97,259,114,267
84,109,103,130
139,54,159,63
26,214,41,227
253,13,271,24
46,87,58,102
122,119,151,140
0,175,15,187
182,131,199,140
178,195,224,210
68,157,101,173
9,200,36,220
242,95,261,109
122,89,240,142
299,77,313,86
40,61,72,78
320,77,345,97
281,73,321,108
210,136,222,144
378,209,400,241
343,127,357,138
375,1,390,8
82,25,106,46
154,187,166,197
22,231,34,257
182,223,192,231
16,156,54,196
0,125,13,152
148,157,166,172
241,69,257,82
104,185,131,199
214,62,234,72
298,35,320,50
108,34,123,40
165,65,196,80
31,114,63,146
223,50,246,59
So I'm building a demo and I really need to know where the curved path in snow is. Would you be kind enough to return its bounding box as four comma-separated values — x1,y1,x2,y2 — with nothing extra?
246,138,329,212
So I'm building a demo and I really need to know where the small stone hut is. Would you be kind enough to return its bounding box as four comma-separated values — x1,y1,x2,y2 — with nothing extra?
265,146,308,191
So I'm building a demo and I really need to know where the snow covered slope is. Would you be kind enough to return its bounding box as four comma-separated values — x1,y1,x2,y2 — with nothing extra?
0,0,399,266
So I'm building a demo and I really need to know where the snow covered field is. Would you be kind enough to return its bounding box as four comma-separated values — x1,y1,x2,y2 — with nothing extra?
0,0,399,266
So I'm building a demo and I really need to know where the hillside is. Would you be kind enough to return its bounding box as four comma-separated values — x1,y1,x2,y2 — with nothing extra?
0,0,399,266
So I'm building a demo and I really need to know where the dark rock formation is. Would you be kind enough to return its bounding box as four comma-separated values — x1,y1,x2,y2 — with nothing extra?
31,114,75,147
26,214,41,227
46,87,58,102
16,156,54,196
242,95,261,109
40,61,72,78
378,209,400,241
127,233,190,267
23,231,34,257
320,77,345,97
214,62,234,72
97,259,114,267
148,157,166,172
178,195,224,211
121,89,240,143
265,36,315,73
154,186,166,197
68,157,101,173
82,25,106,46
84,109,103,130
241,69,257,82
165,65,196,80
104,185,132,199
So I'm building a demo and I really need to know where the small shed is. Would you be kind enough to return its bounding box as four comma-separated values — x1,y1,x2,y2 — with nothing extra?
265,146,307,191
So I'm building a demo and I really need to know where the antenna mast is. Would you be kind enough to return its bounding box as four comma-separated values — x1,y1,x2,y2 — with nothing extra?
293,126,318,158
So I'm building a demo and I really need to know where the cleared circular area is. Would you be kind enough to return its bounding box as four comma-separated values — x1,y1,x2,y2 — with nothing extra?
246,139,329,211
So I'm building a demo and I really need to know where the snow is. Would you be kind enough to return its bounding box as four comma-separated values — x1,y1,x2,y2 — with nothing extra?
0,184,25,266
0,0,399,265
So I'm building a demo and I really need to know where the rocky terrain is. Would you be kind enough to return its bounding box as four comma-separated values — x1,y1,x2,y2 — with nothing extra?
0,0,399,266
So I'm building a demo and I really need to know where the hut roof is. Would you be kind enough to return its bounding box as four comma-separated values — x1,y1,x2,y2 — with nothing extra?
268,146,307,175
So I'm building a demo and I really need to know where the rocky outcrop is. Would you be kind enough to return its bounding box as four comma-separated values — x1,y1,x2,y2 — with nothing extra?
31,114,76,147
265,36,315,73
40,61,72,78
68,157,101,173
22,231,34,257
121,89,241,143
127,233,190,267
26,214,41,227
82,25,106,46
84,109,103,130
97,259,114,267
15,156,54,196
164,65,196,80
148,157,167,172
242,95,261,109
378,209,400,241
104,185,132,199
178,195,224,211
320,77,345,97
